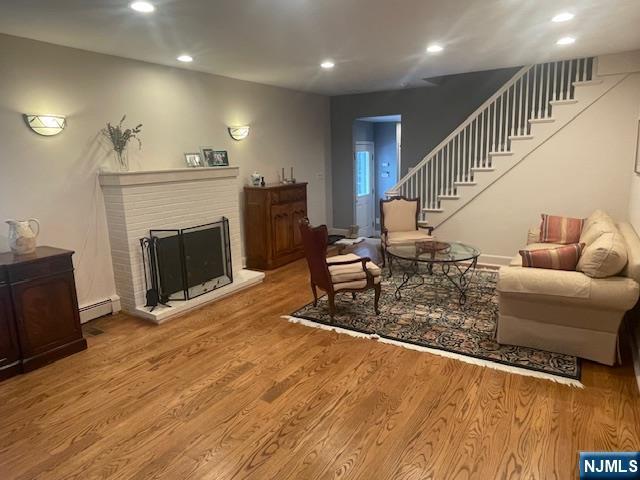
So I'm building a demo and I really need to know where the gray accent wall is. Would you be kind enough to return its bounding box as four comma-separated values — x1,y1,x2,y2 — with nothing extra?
330,67,519,228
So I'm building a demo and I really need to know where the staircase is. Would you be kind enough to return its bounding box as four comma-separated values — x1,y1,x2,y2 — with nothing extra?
386,57,625,228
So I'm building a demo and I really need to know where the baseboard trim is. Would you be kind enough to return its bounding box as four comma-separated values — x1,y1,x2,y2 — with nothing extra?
478,254,512,267
79,295,121,324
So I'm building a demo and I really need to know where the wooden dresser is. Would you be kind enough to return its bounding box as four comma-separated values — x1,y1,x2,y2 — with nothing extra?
0,247,87,381
244,183,308,270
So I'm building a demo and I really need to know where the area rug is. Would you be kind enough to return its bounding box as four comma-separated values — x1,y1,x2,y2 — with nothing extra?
287,268,582,386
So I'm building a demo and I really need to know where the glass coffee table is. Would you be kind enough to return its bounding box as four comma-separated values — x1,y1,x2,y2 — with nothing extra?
386,241,481,305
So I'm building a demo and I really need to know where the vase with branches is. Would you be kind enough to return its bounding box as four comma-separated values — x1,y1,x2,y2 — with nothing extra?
101,115,143,171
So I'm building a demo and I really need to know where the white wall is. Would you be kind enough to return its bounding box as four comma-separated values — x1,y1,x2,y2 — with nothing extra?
0,34,330,309
437,66,640,263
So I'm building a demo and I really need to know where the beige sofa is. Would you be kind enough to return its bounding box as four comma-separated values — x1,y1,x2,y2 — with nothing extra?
496,211,640,365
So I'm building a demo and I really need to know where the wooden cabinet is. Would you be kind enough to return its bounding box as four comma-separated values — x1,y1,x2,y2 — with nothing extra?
0,247,87,380
244,183,308,270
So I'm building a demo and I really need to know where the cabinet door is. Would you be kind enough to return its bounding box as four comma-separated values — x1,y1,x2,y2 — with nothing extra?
271,203,293,257
290,201,307,250
0,284,20,371
12,272,82,359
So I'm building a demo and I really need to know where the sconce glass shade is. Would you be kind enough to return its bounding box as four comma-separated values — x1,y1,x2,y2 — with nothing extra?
228,125,250,141
23,114,66,136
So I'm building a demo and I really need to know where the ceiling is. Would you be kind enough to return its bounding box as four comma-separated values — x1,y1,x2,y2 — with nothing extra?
1,0,639,95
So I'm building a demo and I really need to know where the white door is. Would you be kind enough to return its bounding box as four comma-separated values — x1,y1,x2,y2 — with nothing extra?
354,142,375,237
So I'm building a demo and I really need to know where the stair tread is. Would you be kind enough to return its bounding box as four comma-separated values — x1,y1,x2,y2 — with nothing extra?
489,151,513,156
549,99,578,105
439,195,459,200
472,167,495,172
508,135,534,140
529,117,555,124
573,79,602,86
422,208,444,212
454,181,477,186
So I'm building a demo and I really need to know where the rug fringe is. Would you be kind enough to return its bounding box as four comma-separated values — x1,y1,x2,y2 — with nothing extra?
283,315,583,388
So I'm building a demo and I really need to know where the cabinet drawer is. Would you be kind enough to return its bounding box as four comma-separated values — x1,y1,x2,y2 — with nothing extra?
7,255,72,283
271,187,306,204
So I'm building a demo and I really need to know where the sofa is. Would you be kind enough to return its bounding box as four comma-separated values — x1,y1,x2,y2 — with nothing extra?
496,210,640,365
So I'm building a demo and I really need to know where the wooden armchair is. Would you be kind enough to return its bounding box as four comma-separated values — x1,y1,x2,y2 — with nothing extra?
380,196,434,266
298,218,381,319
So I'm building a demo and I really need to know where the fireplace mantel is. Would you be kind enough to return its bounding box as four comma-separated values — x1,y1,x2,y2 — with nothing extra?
99,167,240,187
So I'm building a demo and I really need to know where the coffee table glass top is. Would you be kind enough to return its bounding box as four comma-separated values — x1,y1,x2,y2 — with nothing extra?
387,241,480,263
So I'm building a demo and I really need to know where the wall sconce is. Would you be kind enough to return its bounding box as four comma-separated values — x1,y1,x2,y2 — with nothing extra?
23,114,66,136
228,125,250,141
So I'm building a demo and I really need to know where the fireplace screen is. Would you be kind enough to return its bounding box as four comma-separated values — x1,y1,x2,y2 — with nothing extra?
141,218,233,306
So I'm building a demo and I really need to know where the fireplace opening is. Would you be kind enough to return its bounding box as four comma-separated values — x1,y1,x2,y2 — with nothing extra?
140,218,233,307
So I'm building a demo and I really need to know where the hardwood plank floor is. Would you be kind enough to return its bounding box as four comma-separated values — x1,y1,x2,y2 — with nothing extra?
0,244,639,479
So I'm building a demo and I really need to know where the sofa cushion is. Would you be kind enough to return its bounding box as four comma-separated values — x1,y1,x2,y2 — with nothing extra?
618,222,640,283
539,214,584,244
520,243,584,271
577,231,628,278
580,210,617,246
498,266,590,298
327,253,381,283
385,230,432,246
382,199,418,233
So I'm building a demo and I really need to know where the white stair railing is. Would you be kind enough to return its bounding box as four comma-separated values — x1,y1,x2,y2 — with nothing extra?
387,57,594,212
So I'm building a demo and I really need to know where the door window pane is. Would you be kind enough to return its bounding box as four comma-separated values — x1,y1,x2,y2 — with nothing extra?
356,152,370,197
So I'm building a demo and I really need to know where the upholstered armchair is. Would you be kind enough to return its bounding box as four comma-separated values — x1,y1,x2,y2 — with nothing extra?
299,218,381,319
380,196,434,266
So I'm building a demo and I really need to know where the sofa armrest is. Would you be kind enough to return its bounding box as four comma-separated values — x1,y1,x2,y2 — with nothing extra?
527,227,541,245
497,266,640,310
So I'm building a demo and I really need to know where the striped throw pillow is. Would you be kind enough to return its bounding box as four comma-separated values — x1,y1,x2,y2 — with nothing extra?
520,243,585,271
539,214,584,244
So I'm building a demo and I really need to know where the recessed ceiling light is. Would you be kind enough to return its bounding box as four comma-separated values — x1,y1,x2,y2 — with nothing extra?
552,12,575,23
320,60,335,69
177,54,194,62
130,1,155,13
557,36,576,45
426,44,444,53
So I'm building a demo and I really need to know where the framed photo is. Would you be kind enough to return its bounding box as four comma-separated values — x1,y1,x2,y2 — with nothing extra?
184,152,204,168
201,148,229,167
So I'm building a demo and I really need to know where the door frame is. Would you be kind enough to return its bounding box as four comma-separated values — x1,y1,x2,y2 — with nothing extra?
353,141,376,236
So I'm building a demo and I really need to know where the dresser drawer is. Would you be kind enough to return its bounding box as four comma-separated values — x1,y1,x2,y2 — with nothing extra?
7,254,73,283
272,187,306,204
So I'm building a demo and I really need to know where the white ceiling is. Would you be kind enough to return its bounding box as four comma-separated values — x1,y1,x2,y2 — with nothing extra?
1,0,639,95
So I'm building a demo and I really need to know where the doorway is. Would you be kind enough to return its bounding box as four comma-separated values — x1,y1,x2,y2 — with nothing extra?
354,141,375,237
353,115,401,236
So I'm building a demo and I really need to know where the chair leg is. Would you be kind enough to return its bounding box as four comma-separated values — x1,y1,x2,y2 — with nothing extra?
328,293,336,321
351,292,356,300
311,283,318,307
381,244,386,267
374,284,381,315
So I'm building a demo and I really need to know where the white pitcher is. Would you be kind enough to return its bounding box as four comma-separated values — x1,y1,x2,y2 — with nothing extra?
6,219,40,255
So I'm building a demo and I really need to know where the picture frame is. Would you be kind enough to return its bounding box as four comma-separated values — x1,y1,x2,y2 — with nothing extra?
184,152,204,168
635,118,640,174
201,148,229,167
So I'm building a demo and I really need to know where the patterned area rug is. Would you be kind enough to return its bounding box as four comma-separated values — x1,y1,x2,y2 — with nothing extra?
289,268,581,383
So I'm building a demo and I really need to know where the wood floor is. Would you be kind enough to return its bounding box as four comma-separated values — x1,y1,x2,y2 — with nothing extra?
1,244,639,479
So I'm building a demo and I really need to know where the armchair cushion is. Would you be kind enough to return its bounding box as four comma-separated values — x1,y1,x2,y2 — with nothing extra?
385,230,433,246
327,253,381,283
577,231,628,278
334,276,382,291
382,199,417,232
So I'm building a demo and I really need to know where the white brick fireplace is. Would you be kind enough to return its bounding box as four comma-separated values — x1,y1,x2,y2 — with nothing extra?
99,167,264,323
